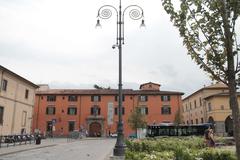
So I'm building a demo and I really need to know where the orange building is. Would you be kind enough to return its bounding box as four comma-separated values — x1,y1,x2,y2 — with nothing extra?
32,82,183,137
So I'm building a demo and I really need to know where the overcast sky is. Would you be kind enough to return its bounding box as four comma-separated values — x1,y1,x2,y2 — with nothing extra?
0,0,213,96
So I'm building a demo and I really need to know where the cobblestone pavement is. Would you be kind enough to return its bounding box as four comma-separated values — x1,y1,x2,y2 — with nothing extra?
0,138,116,160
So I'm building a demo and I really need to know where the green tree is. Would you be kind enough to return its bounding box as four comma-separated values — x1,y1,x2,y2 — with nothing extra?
161,0,240,159
174,108,183,125
128,108,147,135
93,84,111,89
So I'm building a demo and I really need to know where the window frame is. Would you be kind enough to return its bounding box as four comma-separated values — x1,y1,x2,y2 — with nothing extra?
25,89,29,99
47,95,56,102
139,95,148,102
46,106,56,115
161,105,171,115
68,121,75,132
68,95,78,102
161,95,171,101
0,106,4,125
67,107,77,115
2,79,8,91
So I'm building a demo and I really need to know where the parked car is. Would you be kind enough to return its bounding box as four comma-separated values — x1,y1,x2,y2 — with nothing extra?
128,133,137,139
110,133,118,138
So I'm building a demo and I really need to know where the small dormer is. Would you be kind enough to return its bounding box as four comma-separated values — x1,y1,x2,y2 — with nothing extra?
140,82,161,91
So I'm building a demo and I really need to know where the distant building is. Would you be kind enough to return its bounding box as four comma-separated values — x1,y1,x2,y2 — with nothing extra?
0,65,38,135
32,82,183,137
182,82,236,136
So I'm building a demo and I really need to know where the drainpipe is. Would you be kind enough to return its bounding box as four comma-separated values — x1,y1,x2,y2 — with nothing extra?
0,70,4,93
11,81,19,134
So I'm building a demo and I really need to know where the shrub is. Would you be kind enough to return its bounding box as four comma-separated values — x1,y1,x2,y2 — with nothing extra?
125,137,237,160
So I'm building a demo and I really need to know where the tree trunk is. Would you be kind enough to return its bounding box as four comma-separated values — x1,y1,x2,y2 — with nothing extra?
228,80,240,160
222,1,240,158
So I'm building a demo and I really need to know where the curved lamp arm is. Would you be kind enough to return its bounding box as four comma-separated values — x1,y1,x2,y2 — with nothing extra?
122,5,144,44
96,5,119,45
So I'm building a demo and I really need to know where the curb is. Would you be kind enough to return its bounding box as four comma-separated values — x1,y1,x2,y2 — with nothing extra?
0,144,57,157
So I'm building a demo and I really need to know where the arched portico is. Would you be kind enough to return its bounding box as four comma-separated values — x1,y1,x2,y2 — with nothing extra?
86,116,105,137
225,115,233,136
89,122,102,137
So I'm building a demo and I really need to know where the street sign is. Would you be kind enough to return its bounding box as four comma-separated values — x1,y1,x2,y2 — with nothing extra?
52,119,56,125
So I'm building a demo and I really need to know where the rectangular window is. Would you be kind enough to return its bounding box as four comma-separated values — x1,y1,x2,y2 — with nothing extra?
194,100,197,108
201,118,204,123
21,111,27,127
68,95,78,101
25,89,29,99
2,79,8,91
161,95,170,101
46,106,56,115
190,102,192,110
68,121,75,132
208,102,212,111
161,105,171,115
139,95,148,102
46,121,52,132
114,95,125,102
0,106,4,125
90,105,101,115
195,118,198,124
47,95,56,102
191,120,193,124
199,97,202,106
91,95,101,102
221,105,224,110
137,106,148,115
67,107,77,115
114,107,125,115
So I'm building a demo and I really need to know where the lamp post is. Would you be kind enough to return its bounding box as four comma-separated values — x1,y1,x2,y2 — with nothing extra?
96,0,145,157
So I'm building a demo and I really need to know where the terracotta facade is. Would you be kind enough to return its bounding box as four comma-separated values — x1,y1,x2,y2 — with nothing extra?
32,82,183,137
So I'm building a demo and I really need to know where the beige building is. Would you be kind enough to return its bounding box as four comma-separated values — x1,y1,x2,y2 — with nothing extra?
0,65,38,135
182,83,235,136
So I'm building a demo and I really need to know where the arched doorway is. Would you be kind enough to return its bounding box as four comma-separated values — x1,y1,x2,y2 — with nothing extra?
225,115,233,136
89,122,102,137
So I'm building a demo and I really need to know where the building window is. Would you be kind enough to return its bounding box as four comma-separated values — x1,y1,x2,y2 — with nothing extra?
47,95,56,102
67,107,77,115
91,95,101,102
68,95,77,101
191,120,193,124
1,79,8,91
114,107,125,115
190,102,192,110
115,95,125,102
21,111,27,127
221,105,224,110
90,105,101,116
46,106,56,115
194,100,197,108
208,102,212,111
195,118,198,124
201,118,204,123
161,105,171,115
25,89,29,99
186,120,189,124
185,104,188,111
139,95,148,102
68,121,75,132
137,106,148,115
46,121,53,132
0,106,4,125
199,97,202,106
161,95,170,101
